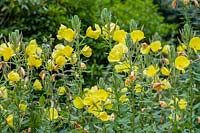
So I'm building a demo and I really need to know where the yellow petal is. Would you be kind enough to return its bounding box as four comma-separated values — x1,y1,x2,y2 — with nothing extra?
49,108,58,121
130,30,144,43
73,97,84,109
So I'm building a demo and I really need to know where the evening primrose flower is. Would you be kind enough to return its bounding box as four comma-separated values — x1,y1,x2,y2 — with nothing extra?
0,44,14,61
189,37,200,53
161,67,171,76
177,43,187,52
58,86,66,96
8,71,20,82
33,79,43,90
98,112,109,121
49,108,59,121
162,45,170,54
27,56,42,68
178,99,187,109
114,62,130,73
86,24,101,39
108,45,123,62
81,45,92,58
102,22,120,39
113,29,127,44
140,43,150,54
150,41,162,52
135,84,144,93
143,65,159,77
57,24,75,42
55,56,66,68
19,103,27,111
175,56,190,73
46,60,55,71
73,96,84,109
6,114,14,128
130,30,144,43
161,79,171,89
25,40,42,57
119,94,129,103
93,89,109,102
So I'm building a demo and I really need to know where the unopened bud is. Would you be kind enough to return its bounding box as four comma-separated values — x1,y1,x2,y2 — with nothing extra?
171,0,177,8
153,83,163,91
198,117,200,124
80,62,87,70
18,67,25,77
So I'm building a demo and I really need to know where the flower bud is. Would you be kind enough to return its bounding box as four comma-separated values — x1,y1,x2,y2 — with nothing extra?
39,70,45,81
198,117,200,124
80,62,87,70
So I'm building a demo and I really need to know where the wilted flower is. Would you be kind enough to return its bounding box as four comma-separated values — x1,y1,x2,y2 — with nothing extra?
86,24,101,39
159,101,167,108
0,86,7,98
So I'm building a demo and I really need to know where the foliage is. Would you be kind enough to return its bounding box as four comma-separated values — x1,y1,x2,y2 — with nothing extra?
0,8,200,132
0,0,176,40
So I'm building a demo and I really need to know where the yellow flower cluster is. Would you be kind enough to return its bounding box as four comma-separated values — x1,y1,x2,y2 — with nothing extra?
73,86,113,121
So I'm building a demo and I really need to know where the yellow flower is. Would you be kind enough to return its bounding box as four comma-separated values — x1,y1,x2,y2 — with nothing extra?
81,45,92,58
143,65,159,77
73,97,84,109
108,45,123,62
49,108,58,121
93,89,109,102
19,103,27,111
178,99,187,109
119,94,129,103
102,22,120,39
113,30,127,44
33,79,43,90
177,43,187,51
69,53,78,64
0,86,7,98
130,30,144,43
57,24,75,42
161,79,171,89
25,40,42,57
169,113,181,121
114,43,128,53
104,99,113,109
162,45,170,54
114,62,130,73
98,112,109,121
150,41,162,52
63,45,74,58
58,86,66,96
83,97,94,106
161,67,171,76
175,56,190,73
55,56,66,68
86,24,101,39
8,71,20,82
140,43,150,54
189,37,200,53
0,44,14,61
27,56,42,68
135,84,144,93
46,60,55,71
6,114,14,128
